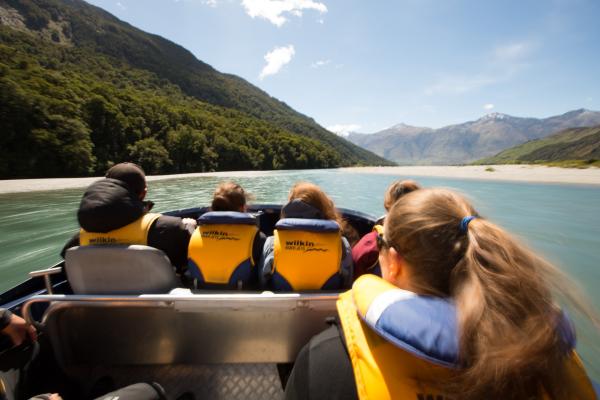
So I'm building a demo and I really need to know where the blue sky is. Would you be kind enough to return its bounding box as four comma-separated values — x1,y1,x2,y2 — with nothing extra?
86,0,600,133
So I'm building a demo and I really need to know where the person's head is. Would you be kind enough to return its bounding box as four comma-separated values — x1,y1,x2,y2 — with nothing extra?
383,179,421,211
105,162,147,200
283,182,341,224
211,182,251,212
378,188,592,399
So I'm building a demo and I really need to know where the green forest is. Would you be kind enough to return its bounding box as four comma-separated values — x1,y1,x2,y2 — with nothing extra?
0,0,391,178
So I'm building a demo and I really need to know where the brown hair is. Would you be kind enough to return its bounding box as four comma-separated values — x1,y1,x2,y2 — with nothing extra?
384,188,596,399
383,179,421,211
211,182,251,212
283,182,343,225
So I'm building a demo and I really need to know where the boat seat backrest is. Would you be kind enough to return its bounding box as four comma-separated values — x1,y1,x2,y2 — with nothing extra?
187,211,258,289
30,293,337,369
272,218,343,291
65,245,179,294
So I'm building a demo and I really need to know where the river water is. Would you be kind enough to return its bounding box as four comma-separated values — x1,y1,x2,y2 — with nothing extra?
1,169,600,376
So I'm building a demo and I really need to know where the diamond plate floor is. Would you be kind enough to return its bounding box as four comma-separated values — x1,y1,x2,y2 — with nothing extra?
73,363,285,400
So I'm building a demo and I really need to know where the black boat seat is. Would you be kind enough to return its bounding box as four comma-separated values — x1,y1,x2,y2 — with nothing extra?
65,245,180,294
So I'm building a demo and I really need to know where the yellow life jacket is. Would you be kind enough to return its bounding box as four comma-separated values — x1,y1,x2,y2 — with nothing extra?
336,275,598,400
272,218,343,291
79,213,160,246
187,211,258,288
372,224,384,235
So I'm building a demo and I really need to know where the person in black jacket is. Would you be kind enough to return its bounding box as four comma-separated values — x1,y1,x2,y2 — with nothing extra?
0,308,36,347
61,163,195,272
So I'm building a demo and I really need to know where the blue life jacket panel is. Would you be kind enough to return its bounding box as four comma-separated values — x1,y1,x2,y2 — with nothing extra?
187,211,258,289
272,218,344,291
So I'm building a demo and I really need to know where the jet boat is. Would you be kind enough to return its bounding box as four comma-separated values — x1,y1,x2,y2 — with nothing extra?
0,204,376,399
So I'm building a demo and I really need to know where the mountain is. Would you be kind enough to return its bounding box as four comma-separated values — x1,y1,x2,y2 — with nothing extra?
347,110,600,165
0,0,391,178
475,125,600,167
347,123,434,163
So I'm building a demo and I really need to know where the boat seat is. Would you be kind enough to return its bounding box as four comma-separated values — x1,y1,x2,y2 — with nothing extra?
65,245,180,294
22,292,337,370
271,218,346,291
187,212,259,289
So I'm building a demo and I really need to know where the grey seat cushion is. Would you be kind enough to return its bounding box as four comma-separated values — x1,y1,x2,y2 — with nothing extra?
65,245,180,294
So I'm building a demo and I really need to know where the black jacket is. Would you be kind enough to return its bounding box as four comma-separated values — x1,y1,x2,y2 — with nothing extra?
285,324,358,400
61,179,192,270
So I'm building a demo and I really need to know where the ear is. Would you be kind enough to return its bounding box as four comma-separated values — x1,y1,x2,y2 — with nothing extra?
383,247,410,289
139,186,147,201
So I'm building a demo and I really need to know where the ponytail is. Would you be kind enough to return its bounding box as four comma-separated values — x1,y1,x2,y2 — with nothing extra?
453,217,568,398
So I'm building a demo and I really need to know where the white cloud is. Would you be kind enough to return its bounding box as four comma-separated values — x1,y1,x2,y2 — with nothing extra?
424,40,534,96
327,124,361,137
493,42,532,62
483,103,495,111
241,0,327,27
259,45,295,79
203,0,219,6
310,59,331,68
116,1,126,10
424,74,497,96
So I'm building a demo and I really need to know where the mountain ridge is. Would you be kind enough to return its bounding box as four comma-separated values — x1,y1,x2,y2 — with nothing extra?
347,109,600,165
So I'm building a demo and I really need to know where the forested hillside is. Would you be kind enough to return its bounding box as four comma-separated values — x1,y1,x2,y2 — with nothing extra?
0,0,390,178
475,125,600,167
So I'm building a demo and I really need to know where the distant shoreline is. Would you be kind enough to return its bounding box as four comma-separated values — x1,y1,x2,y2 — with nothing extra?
0,170,278,194
342,165,600,186
1,165,599,194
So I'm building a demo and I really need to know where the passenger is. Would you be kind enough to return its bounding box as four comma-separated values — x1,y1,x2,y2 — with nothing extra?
211,181,266,262
187,182,266,288
211,181,250,212
61,162,195,273
285,188,599,400
1,309,166,400
352,179,421,278
0,308,36,347
259,182,353,290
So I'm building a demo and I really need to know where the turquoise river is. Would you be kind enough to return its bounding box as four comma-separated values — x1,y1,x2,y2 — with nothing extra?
1,169,599,377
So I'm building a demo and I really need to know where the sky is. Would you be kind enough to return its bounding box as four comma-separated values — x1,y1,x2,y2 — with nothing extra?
86,0,600,134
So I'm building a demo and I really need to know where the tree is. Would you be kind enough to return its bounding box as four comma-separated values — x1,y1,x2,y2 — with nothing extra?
128,137,171,174
167,126,216,172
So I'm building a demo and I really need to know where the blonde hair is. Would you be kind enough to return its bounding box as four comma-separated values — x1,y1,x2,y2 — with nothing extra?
383,179,421,211
211,182,251,212
283,182,342,225
385,188,596,399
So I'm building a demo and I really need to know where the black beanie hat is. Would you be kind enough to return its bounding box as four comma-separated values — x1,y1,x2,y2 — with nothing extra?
105,162,146,196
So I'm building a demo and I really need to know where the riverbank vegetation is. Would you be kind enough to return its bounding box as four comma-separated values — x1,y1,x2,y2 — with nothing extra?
0,0,391,178
474,125,600,168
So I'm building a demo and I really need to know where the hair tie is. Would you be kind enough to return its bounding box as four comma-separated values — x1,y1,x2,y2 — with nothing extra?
460,216,477,233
